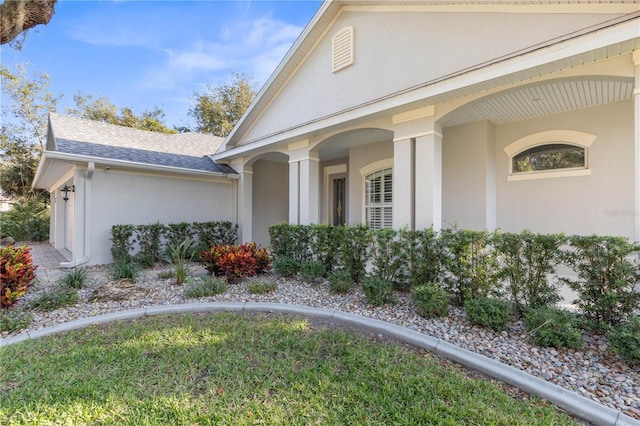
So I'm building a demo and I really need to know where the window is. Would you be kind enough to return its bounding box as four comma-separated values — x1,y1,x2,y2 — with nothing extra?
365,168,392,229
512,143,585,174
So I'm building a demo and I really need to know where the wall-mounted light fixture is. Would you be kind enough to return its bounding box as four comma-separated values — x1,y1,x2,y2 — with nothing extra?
62,184,75,202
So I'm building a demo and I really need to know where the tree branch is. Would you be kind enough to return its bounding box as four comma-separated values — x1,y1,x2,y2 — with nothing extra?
0,0,57,45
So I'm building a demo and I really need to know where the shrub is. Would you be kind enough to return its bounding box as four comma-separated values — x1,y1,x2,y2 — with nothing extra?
184,275,227,298
465,297,512,331
368,228,404,287
607,316,640,365
440,228,499,306
401,227,444,289
58,268,88,289
135,222,164,267
168,237,195,285
1,244,37,309
246,242,271,274
0,308,32,332
362,275,395,307
268,223,312,262
411,283,449,319
193,221,238,254
328,269,352,294
247,279,277,294
338,225,369,283
200,243,266,284
299,259,325,282
110,257,140,282
308,224,340,277
110,224,136,262
561,235,640,331
29,287,78,311
164,222,194,259
524,307,583,349
273,256,299,278
0,199,49,242
494,230,565,314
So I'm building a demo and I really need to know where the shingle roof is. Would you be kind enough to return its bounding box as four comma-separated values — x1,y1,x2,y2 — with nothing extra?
49,113,237,175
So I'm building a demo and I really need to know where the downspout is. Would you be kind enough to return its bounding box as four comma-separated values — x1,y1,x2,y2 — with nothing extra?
60,162,94,268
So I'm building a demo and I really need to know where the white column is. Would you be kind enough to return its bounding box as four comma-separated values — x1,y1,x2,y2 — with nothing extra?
415,128,443,231
634,50,640,241
393,138,414,230
53,188,65,249
299,155,320,225
237,167,253,243
289,160,300,224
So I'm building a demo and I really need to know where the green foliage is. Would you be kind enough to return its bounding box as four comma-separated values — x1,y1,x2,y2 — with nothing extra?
183,275,227,298
308,224,341,276
607,316,640,365
0,308,31,332
67,92,177,134
0,199,49,241
110,224,136,262
328,269,352,294
247,279,277,294
167,237,194,285
109,257,139,282
135,222,164,267
273,256,299,278
157,270,175,279
29,287,78,311
401,227,444,289
189,72,258,137
464,297,512,331
561,235,640,331
339,224,369,283
0,138,48,201
440,228,499,306
0,244,37,309
362,275,395,307
493,230,565,314
58,268,88,289
193,221,238,254
164,222,194,259
299,259,326,283
411,283,450,319
524,307,584,349
200,243,269,284
368,228,404,286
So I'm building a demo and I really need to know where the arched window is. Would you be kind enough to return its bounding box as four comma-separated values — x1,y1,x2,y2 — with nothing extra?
504,130,595,181
365,168,392,229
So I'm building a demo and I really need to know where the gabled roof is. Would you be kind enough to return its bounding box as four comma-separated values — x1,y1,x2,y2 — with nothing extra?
48,113,235,174
33,114,238,189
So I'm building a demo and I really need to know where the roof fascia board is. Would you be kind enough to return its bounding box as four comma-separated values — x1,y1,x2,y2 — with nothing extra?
214,13,640,161
41,151,240,180
221,0,336,151
341,4,640,14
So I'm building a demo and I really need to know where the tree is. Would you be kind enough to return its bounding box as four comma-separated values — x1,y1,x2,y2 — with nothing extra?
0,0,57,47
189,72,258,137
0,131,47,200
67,92,178,134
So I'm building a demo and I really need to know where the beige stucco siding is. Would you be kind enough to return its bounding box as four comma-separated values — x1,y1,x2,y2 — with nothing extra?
241,10,623,145
495,100,634,237
252,159,289,247
89,170,235,265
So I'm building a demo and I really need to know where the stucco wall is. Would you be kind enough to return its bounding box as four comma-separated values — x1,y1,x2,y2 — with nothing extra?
88,170,236,265
252,159,289,248
242,10,621,144
348,140,393,225
495,100,634,238
442,120,496,230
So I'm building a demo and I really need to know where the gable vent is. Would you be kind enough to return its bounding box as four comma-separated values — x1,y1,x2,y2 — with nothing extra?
332,27,354,72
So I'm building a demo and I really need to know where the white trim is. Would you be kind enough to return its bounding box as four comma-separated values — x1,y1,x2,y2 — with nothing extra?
393,130,443,142
504,130,596,157
359,158,394,177
507,168,592,181
392,105,435,125
341,4,640,14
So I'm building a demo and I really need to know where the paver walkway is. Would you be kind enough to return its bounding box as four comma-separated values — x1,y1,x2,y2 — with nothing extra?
25,242,72,284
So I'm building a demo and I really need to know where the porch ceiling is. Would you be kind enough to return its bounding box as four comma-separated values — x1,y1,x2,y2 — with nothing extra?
439,76,634,128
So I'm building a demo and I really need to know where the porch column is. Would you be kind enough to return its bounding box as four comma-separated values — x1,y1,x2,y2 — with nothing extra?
299,155,320,225
415,127,443,231
238,166,253,244
53,188,65,249
288,160,300,224
634,50,640,241
393,138,414,229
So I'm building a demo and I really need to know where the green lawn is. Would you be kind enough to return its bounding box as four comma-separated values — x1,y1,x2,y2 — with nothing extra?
0,313,579,425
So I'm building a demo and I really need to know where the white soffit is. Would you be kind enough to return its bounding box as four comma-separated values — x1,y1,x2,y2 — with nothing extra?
440,76,634,127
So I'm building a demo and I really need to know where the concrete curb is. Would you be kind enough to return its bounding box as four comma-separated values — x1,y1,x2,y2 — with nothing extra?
1,302,637,426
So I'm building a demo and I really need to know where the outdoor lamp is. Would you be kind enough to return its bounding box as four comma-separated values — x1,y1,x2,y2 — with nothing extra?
62,184,75,202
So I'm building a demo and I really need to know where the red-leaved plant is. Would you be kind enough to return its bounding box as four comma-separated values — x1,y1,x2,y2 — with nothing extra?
200,243,271,284
1,245,37,309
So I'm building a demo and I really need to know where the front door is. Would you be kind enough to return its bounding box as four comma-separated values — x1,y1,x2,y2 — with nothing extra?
332,176,346,226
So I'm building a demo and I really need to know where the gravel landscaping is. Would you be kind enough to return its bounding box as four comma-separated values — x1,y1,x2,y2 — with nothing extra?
3,263,640,421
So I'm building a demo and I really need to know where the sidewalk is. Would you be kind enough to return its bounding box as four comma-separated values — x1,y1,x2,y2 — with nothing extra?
25,242,72,284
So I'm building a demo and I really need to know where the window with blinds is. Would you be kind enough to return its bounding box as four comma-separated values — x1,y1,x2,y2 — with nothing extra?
332,27,354,72
365,168,392,229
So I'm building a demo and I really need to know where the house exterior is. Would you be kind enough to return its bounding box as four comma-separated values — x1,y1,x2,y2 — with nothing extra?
34,0,640,267
33,114,238,266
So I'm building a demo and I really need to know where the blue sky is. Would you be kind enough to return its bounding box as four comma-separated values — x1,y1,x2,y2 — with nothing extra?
1,0,323,129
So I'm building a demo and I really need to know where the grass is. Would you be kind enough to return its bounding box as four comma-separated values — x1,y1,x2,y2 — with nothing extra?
27,287,78,311
0,313,579,425
58,268,89,289
246,278,277,294
183,275,227,298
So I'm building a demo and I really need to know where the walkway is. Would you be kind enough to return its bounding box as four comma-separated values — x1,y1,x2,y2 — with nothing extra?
26,242,72,284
